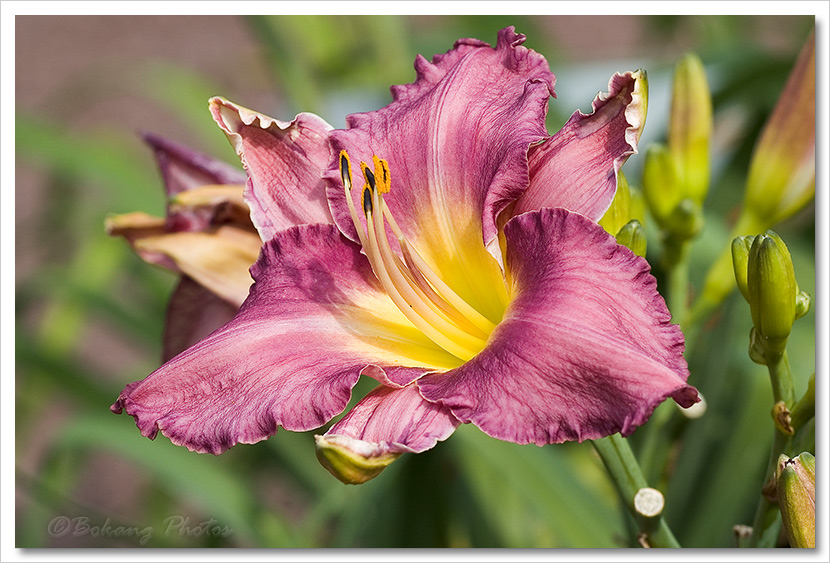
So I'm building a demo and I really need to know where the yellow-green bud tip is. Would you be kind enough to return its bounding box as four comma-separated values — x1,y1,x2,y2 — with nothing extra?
315,434,402,485
615,220,647,257
775,452,815,548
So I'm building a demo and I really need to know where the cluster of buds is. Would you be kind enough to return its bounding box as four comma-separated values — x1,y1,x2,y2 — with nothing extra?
731,231,810,363
642,53,712,246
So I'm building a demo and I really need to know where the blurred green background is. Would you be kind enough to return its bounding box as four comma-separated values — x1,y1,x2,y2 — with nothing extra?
15,14,815,548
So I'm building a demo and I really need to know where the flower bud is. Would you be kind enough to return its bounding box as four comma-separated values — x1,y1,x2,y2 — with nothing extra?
744,33,815,226
599,170,633,237
666,198,703,240
747,231,797,356
642,144,681,228
731,235,755,302
775,452,815,548
795,288,811,320
315,434,401,485
669,53,712,205
615,220,647,257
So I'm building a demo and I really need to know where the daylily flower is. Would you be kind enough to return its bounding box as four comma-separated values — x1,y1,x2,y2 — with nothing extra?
112,27,698,484
106,133,260,360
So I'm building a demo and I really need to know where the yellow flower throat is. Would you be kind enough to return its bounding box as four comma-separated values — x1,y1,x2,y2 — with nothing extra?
339,150,495,361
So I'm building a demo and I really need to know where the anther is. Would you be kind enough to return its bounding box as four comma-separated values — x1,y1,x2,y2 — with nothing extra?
339,150,352,191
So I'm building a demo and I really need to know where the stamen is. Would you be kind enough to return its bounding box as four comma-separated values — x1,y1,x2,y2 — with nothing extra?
340,150,496,362
363,184,485,361
380,200,497,335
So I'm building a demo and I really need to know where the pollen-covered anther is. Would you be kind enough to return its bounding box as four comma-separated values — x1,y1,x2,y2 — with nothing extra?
339,150,494,361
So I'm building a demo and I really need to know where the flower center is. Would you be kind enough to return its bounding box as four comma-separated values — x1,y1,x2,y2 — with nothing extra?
340,150,496,361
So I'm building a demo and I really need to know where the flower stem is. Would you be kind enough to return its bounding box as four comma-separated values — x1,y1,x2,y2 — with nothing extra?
592,434,681,548
749,350,795,547
664,239,691,329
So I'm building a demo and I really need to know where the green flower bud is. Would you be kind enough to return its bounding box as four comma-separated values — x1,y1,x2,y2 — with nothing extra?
795,288,811,319
615,220,647,257
776,452,815,548
599,170,633,237
666,198,704,240
669,53,712,205
315,434,401,485
747,231,797,357
642,144,681,228
731,235,756,302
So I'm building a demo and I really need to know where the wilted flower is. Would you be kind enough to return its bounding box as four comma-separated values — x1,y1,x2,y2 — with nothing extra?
112,27,697,483
107,133,259,360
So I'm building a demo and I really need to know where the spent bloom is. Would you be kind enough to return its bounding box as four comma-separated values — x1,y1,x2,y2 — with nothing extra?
107,133,260,360
112,28,698,483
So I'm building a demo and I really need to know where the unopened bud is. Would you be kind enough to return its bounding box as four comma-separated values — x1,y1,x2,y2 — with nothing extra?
642,144,681,228
315,434,401,485
795,289,811,319
615,220,647,257
731,235,756,302
599,170,633,237
747,231,797,356
776,452,815,548
669,53,712,205
744,34,815,226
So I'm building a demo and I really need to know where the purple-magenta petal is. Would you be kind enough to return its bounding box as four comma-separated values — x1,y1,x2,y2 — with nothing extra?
324,27,554,316
141,131,248,196
418,208,697,445
112,223,456,454
161,276,240,362
210,97,334,241
512,71,648,221
324,383,460,454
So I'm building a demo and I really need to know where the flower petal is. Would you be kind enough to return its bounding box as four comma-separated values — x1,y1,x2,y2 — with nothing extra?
141,131,248,197
132,225,261,306
325,383,460,454
112,223,457,454
418,208,697,445
141,132,250,233
512,70,648,222
316,384,459,484
210,97,334,240
325,26,554,320
162,276,240,362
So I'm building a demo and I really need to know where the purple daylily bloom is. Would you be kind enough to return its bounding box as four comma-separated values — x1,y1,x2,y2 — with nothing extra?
112,27,698,484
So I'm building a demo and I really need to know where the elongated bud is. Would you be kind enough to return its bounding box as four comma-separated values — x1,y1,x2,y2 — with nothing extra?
315,434,401,485
776,452,815,548
669,53,712,205
747,231,797,356
642,144,680,228
744,32,815,225
599,170,633,237
615,220,647,257
731,235,755,301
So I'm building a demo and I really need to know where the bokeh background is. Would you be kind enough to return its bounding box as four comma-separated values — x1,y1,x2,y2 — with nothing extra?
15,14,816,548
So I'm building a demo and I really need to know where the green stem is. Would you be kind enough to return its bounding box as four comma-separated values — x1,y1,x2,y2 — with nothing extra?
664,240,691,329
592,434,681,548
749,351,795,547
